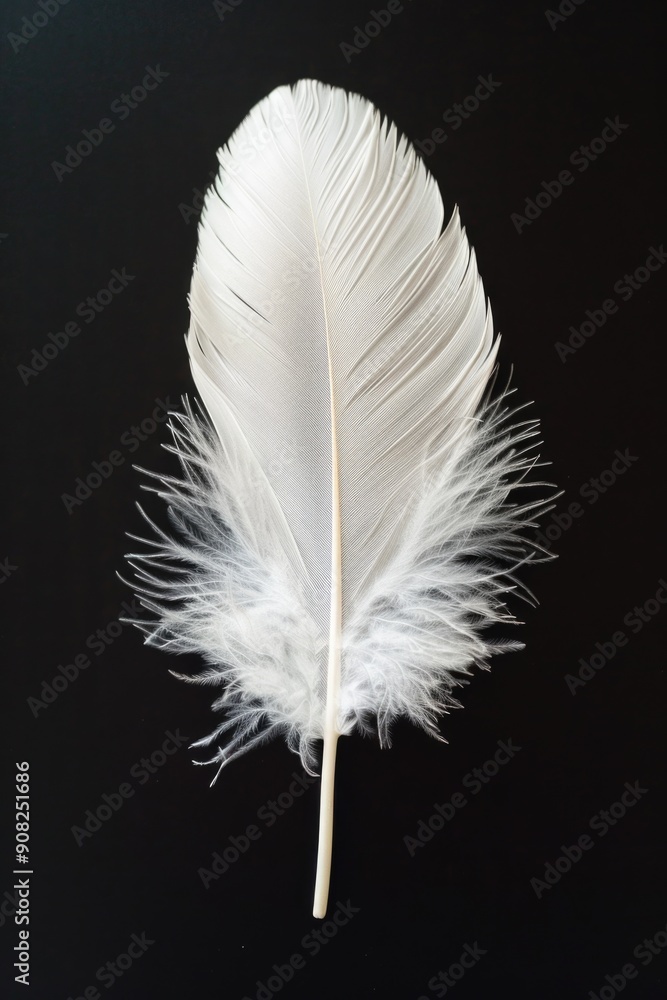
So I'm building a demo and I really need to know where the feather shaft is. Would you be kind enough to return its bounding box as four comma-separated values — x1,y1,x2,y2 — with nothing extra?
313,730,339,918
312,140,344,917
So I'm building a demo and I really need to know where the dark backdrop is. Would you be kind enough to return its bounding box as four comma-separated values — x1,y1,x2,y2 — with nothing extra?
2,1,665,998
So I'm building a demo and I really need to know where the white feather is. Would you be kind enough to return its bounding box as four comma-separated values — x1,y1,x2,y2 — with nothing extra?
126,79,554,914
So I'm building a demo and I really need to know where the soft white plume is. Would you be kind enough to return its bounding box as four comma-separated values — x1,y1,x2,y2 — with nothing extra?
126,80,554,782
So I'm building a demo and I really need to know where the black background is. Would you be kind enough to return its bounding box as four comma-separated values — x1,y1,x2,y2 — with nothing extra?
2,1,665,998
